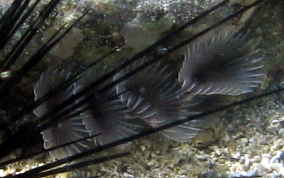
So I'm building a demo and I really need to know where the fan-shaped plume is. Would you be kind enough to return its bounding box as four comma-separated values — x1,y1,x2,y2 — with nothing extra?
179,32,264,95
116,61,207,142
34,70,91,159
74,71,141,145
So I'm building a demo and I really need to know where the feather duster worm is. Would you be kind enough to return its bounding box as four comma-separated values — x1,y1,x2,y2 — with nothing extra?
73,71,141,145
179,32,264,95
115,62,211,142
34,31,265,158
34,70,91,159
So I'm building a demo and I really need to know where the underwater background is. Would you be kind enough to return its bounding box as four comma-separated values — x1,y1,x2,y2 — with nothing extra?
0,0,283,177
